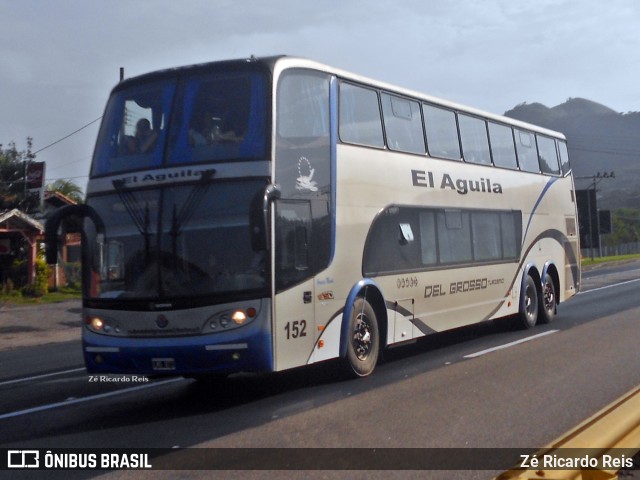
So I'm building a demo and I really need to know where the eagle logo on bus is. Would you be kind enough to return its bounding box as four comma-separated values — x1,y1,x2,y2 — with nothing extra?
296,156,318,192
156,315,169,329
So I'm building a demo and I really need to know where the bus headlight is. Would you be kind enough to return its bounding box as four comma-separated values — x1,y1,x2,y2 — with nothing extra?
232,307,257,325
90,316,104,331
206,307,258,332
231,310,247,325
85,315,120,334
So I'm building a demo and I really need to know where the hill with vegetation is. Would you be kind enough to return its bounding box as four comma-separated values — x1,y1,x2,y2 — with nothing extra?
504,98,640,209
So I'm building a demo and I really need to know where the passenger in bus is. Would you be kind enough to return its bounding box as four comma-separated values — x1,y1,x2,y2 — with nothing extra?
189,110,241,147
126,118,158,154
189,111,215,146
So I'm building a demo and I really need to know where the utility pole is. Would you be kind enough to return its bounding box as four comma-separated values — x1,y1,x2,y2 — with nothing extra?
575,172,615,259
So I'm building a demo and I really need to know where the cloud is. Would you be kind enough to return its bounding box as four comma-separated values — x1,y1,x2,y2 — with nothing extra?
2,0,640,186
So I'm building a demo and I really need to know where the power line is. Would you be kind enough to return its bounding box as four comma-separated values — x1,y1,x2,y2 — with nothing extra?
46,155,92,172
569,145,640,157
33,116,102,155
46,174,88,182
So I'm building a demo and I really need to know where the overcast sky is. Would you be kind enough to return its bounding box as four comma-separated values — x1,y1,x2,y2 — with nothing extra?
2,0,639,188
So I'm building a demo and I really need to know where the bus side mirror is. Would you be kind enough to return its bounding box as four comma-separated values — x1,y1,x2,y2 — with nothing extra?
44,204,105,265
250,183,281,252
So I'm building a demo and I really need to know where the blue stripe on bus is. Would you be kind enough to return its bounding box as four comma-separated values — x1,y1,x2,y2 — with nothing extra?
522,176,558,245
329,76,338,265
339,279,381,358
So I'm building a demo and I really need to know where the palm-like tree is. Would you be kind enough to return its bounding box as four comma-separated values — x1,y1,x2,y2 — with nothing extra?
46,179,84,204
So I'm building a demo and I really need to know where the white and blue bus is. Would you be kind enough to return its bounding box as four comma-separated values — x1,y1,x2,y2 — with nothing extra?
46,56,580,378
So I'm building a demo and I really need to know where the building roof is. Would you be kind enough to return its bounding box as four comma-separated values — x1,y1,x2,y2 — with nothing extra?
44,190,78,208
0,208,44,233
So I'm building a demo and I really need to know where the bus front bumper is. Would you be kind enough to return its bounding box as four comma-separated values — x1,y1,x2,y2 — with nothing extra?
82,325,273,377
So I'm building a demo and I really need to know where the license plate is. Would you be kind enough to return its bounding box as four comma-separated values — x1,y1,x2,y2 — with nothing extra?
152,358,176,370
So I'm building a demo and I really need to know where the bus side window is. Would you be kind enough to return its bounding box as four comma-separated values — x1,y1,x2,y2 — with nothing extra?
275,69,332,290
515,130,540,173
537,135,561,175
471,211,502,261
275,200,312,290
381,93,425,154
557,140,571,176
339,82,384,148
423,104,462,161
488,122,518,170
458,114,491,165
437,210,472,264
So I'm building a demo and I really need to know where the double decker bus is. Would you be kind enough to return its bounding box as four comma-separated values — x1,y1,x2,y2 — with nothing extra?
46,56,580,378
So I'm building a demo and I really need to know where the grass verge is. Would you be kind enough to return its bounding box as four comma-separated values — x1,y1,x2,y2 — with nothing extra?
581,253,640,267
0,287,81,306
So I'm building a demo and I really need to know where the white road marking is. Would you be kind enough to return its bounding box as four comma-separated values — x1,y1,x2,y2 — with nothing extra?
464,277,640,359
464,330,559,359
579,277,640,294
0,367,87,387
0,378,184,420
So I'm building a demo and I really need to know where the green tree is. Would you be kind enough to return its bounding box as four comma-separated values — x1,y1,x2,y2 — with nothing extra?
610,208,640,244
46,178,84,204
0,138,39,212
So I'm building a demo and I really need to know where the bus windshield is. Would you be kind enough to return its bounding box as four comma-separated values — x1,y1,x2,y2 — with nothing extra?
85,179,267,302
92,70,268,176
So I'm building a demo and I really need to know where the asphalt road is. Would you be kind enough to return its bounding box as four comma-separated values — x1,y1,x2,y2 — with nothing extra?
1,261,640,479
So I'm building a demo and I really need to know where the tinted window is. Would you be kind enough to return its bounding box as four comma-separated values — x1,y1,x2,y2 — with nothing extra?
381,93,425,154
458,114,491,165
339,83,384,147
275,200,312,289
278,72,330,139
362,208,423,276
419,211,437,266
92,81,175,175
488,122,518,169
537,135,560,175
363,206,522,276
423,105,461,160
275,70,332,291
501,211,520,259
169,72,268,166
558,140,571,175
92,71,269,177
472,212,502,261
515,130,539,172
437,210,472,264
86,180,267,301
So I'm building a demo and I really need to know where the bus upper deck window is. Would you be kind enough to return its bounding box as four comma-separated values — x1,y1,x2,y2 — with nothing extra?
92,81,175,176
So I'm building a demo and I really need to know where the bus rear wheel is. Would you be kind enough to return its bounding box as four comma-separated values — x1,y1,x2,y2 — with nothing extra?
539,274,557,324
517,275,539,329
344,298,379,377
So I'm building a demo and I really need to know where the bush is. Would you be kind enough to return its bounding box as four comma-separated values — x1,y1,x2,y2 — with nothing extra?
1,279,16,296
9,258,28,287
21,257,50,297
63,261,82,289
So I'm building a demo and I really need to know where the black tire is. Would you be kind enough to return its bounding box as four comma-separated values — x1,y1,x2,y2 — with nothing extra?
343,297,379,377
517,275,538,329
538,274,557,324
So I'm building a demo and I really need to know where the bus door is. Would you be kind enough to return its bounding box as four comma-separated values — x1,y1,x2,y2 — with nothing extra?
273,68,332,371
273,200,316,371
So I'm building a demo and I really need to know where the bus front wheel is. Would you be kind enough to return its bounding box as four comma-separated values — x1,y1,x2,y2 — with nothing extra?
344,298,379,377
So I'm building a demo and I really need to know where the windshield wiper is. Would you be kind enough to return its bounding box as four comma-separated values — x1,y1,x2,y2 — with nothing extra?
169,169,216,255
112,179,152,260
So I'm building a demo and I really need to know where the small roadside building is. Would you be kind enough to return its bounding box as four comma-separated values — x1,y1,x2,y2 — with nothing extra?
42,191,81,289
0,191,81,290
0,208,44,287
